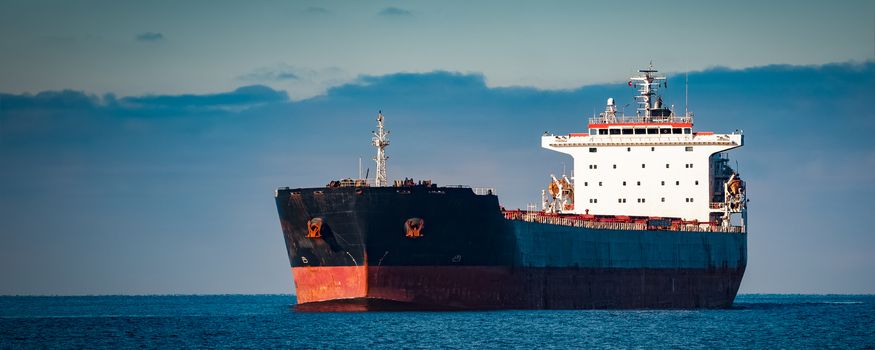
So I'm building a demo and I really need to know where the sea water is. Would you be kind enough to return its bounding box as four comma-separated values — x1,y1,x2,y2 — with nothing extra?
1,295,873,348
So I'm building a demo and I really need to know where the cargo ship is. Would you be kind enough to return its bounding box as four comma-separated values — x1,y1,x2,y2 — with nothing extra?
275,65,748,310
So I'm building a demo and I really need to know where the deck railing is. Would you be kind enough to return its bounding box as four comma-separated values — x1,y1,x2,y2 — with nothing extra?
503,211,744,233
473,187,496,196
588,115,694,125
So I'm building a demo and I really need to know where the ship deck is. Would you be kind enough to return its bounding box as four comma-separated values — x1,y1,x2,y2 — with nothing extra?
502,210,745,233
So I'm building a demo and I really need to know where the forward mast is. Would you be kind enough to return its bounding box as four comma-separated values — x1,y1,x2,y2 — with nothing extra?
372,111,390,187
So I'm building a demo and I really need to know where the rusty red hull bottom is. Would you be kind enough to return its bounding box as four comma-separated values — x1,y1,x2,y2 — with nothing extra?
292,265,745,311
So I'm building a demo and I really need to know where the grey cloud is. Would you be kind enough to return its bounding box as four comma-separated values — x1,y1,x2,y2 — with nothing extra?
135,32,164,42
378,7,412,16
120,85,288,109
241,69,300,82
305,7,330,14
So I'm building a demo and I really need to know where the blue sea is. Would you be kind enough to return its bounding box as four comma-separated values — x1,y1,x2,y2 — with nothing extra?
1,295,873,348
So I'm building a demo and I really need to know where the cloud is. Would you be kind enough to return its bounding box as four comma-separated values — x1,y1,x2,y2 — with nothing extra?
0,85,288,116
378,7,412,16
238,64,351,100
304,6,329,14
240,68,300,82
120,85,288,109
135,32,164,42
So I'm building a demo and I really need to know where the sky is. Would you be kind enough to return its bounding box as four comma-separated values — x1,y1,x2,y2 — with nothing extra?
1,0,873,98
1,0,874,295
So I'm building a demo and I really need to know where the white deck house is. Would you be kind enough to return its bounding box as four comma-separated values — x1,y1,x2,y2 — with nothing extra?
541,66,746,225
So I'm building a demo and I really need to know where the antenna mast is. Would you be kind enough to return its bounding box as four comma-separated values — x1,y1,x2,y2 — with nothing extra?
372,111,390,187
630,62,665,121
685,72,689,117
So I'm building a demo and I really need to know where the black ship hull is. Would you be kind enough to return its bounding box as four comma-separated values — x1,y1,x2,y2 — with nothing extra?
275,186,746,310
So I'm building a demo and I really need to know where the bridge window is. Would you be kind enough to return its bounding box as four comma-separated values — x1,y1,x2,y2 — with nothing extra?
599,129,608,135
673,128,682,134
634,128,646,134
684,128,692,134
610,129,621,135
622,128,633,135
660,128,671,134
647,128,658,134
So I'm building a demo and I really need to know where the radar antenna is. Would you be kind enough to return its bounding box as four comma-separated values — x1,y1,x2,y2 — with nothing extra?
629,62,667,121
372,111,390,187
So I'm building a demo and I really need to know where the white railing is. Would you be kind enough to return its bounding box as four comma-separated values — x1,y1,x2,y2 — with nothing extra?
588,115,694,125
473,187,496,196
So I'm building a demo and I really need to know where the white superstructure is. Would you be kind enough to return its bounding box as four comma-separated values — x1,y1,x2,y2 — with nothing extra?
541,65,746,226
